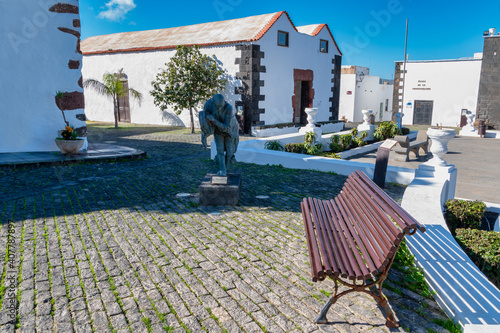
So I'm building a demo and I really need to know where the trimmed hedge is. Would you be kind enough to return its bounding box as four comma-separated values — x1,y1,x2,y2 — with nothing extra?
284,143,305,154
455,228,500,287
444,199,485,234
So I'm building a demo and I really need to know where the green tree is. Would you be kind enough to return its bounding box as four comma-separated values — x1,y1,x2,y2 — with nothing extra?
150,45,227,133
83,68,143,129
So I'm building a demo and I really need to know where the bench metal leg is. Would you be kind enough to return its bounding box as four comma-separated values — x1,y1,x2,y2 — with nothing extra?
316,274,400,328
315,280,339,324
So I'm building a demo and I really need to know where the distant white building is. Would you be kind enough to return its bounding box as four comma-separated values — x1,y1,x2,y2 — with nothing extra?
393,53,483,126
339,66,393,123
82,11,342,134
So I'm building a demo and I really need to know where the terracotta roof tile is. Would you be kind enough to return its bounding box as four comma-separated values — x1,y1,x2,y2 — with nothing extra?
82,11,341,55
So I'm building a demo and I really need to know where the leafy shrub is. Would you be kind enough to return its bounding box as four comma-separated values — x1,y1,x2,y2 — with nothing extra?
329,142,343,153
444,199,485,234
305,143,323,155
374,121,401,141
304,131,316,145
350,128,358,137
455,228,500,287
339,134,352,150
264,140,284,151
284,143,306,154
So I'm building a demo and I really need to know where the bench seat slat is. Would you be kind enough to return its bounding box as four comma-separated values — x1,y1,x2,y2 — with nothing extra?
321,200,351,278
308,198,334,276
340,187,387,271
317,199,346,276
337,194,379,278
334,196,370,279
301,200,324,282
324,200,357,279
343,184,394,269
315,198,342,275
328,199,361,279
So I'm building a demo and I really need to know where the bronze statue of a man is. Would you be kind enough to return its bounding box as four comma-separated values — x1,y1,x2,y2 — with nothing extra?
199,94,239,176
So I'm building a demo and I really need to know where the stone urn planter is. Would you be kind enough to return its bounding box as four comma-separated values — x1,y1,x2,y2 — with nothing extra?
426,128,455,166
55,139,84,154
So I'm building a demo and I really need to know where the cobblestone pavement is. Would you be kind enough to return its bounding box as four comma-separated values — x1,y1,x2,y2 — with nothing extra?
0,123,453,333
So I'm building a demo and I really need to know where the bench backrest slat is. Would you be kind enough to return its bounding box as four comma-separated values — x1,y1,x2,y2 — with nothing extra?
344,180,400,256
356,171,426,234
346,176,401,244
349,174,408,238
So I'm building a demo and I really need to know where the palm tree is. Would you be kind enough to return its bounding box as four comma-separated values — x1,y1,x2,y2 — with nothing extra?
84,69,143,129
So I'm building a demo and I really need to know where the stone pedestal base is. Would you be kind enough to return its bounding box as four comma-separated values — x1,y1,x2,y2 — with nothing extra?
199,171,241,206
357,124,375,141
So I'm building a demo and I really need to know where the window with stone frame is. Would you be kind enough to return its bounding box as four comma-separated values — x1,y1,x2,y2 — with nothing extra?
320,39,328,53
278,31,289,47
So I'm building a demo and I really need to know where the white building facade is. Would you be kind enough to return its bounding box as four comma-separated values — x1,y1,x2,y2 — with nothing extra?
393,55,483,126
339,66,393,123
0,0,87,153
82,11,342,134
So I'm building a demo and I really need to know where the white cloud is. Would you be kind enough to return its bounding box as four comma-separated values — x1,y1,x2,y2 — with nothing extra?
97,0,136,22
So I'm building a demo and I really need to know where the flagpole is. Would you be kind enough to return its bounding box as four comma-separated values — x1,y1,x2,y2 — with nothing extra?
399,18,409,128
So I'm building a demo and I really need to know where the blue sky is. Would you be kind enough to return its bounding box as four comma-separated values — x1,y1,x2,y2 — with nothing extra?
80,0,499,79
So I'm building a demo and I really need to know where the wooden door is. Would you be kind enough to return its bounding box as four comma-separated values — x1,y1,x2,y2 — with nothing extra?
300,81,310,124
118,77,131,122
413,100,433,125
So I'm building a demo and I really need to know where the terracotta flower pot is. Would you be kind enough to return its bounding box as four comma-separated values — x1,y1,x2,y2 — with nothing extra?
55,139,84,154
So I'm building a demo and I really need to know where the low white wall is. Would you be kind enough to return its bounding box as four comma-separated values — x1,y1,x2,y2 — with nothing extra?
402,162,500,331
212,133,416,185
251,121,344,138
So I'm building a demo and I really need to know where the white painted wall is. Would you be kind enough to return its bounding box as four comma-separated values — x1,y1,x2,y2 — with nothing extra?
0,0,85,152
83,45,242,127
258,15,340,126
401,59,482,126
339,72,393,123
338,74,356,122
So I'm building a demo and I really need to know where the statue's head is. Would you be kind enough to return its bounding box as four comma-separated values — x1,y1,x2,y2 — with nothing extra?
213,94,224,108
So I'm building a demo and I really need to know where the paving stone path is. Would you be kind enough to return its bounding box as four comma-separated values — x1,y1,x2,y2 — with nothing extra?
0,123,454,333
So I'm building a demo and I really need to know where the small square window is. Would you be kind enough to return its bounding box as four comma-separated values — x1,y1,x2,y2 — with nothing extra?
278,31,289,47
320,39,328,53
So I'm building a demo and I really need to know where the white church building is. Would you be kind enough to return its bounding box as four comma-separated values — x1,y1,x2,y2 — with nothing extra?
82,11,342,134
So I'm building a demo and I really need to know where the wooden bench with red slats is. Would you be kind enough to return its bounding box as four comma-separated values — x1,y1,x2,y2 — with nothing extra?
301,170,426,327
